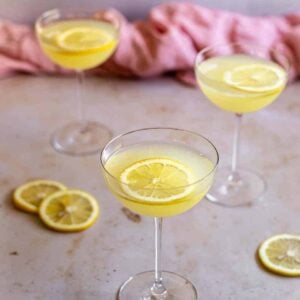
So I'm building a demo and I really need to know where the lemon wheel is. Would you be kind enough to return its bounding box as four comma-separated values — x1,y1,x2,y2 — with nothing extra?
57,26,115,52
39,190,100,232
224,63,286,93
120,158,195,203
13,180,67,213
258,234,300,276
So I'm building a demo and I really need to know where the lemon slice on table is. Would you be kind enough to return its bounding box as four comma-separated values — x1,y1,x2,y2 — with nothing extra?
224,64,286,93
13,180,67,213
39,190,99,232
258,234,300,276
120,158,195,202
57,27,113,52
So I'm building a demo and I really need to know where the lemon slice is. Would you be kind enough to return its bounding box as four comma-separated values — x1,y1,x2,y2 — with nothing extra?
120,158,195,202
39,190,99,232
258,234,300,276
224,64,286,92
13,180,67,213
57,27,113,52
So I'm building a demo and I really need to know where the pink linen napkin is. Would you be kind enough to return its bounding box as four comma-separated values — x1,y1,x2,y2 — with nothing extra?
0,3,300,85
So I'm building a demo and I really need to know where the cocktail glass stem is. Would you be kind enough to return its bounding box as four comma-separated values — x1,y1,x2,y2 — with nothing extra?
151,217,167,298
228,113,243,184
76,71,84,122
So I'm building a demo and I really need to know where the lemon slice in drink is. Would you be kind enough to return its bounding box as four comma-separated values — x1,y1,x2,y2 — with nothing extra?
258,234,300,276
224,64,286,92
13,180,67,213
57,27,113,52
120,158,195,202
39,190,99,232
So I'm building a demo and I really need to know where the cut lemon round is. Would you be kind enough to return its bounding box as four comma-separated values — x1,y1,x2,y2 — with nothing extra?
57,27,114,52
120,158,195,202
258,234,300,276
224,64,286,93
39,190,99,232
13,180,67,213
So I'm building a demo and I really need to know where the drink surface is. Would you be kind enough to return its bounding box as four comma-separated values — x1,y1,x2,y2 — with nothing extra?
196,54,287,113
37,20,118,70
104,142,215,217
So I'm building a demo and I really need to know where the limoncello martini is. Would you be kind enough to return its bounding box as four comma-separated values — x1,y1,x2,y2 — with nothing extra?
196,54,287,113
104,142,215,217
37,20,118,70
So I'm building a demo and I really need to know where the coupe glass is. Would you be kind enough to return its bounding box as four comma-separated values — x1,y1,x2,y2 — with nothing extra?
35,9,119,155
101,128,218,299
195,43,289,207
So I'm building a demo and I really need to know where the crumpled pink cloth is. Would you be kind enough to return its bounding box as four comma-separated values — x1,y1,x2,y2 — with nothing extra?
1,3,300,85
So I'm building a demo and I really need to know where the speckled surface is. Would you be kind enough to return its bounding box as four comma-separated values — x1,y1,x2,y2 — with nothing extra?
0,75,299,300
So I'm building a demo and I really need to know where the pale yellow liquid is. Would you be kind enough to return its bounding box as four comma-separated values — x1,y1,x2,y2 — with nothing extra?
37,20,118,70
104,142,215,217
196,55,287,113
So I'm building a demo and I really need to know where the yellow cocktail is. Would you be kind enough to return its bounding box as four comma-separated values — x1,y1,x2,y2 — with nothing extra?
35,9,120,156
196,54,287,113
101,128,218,299
195,43,289,207
104,142,215,217
37,20,118,70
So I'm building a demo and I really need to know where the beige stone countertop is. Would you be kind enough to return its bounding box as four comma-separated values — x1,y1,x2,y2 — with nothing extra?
0,75,299,300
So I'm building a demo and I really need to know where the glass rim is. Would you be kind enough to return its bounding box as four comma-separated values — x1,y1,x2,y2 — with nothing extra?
100,127,219,190
35,8,121,32
195,41,291,81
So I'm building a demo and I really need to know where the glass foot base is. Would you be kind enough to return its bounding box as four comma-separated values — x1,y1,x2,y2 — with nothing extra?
51,121,112,156
206,167,267,207
117,271,197,300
